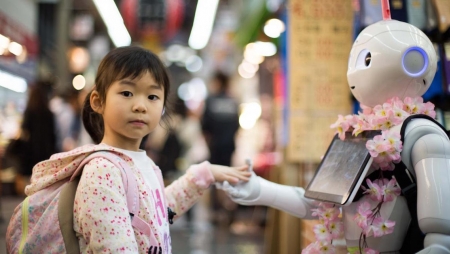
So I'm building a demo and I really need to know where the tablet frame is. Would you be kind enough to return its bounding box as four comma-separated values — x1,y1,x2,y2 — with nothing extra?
304,130,381,206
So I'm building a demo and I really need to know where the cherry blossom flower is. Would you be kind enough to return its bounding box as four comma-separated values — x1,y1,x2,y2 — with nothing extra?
372,104,387,117
302,242,337,254
382,178,401,202
366,135,391,158
381,130,402,151
302,241,320,254
327,220,344,238
364,248,380,254
386,96,403,108
390,101,409,121
420,101,436,118
312,203,340,222
318,243,336,254
360,104,373,115
352,115,372,136
354,202,372,228
379,110,403,130
371,217,395,237
313,223,332,242
362,179,383,201
403,97,423,114
330,115,351,140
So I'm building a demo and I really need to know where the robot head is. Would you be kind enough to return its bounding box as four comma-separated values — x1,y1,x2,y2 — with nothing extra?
347,20,437,107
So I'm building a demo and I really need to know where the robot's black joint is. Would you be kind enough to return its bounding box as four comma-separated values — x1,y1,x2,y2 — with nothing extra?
168,207,176,224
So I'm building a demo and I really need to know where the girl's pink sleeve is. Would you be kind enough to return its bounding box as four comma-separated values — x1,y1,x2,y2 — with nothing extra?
73,158,139,253
164,161,215,217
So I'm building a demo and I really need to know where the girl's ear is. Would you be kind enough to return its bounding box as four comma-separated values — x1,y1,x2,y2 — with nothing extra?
90,90,103,114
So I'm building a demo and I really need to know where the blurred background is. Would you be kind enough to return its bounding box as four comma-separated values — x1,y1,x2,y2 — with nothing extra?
0,0,449,253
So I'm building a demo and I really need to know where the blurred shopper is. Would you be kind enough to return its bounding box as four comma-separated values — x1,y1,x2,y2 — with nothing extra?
62,89,83,151
201,71,240,224
14,80,57,195
50,90,76,152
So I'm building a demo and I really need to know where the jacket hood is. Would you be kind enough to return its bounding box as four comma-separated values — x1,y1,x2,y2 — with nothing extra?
25,144,130,195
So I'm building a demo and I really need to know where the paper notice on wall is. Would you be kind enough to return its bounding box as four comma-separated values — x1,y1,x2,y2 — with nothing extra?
287,0,353,163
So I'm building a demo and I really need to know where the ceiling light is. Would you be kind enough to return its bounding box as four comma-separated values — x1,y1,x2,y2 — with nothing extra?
188,0,219,50
0,34,10,49
263,19,285,38
255,41,277,56
238,64,256,79
8,42,23,56
73,75,86,90
92,0,131,47
0,69,27,93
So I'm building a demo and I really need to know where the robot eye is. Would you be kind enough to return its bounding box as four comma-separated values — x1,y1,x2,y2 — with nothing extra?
402,47,428,77
355,49,371,68
365,53,371,66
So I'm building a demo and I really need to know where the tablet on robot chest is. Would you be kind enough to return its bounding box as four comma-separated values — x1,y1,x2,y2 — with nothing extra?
305,130,381,206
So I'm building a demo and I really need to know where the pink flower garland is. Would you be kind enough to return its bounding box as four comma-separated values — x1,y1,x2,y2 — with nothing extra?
302,203,344,253
303,96,436,254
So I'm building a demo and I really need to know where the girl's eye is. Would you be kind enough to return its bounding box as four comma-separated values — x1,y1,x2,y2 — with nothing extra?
120,91,133,97
148,95,159,100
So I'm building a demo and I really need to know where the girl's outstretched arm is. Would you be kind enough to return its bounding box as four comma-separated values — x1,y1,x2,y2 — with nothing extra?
164,162,250,219
209,164,251,184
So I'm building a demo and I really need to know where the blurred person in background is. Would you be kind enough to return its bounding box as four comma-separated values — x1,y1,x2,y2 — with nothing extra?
13,80,57,195
201,71,240,225
61,89,83,151
50,89,77,152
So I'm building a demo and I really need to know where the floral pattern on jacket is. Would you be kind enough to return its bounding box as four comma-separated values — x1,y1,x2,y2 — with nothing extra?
24,144,215,253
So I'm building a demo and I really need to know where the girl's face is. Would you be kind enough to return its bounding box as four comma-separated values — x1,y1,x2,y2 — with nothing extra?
92,71,165,151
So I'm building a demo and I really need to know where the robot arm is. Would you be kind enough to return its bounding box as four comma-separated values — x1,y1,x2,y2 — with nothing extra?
402,118,450,253
217,169,317,220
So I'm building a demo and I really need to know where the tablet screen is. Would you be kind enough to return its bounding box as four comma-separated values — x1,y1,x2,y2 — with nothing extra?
305,131,380,205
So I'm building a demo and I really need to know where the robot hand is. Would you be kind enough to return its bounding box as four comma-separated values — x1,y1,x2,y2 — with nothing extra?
215,159,261,204
217,158,317,219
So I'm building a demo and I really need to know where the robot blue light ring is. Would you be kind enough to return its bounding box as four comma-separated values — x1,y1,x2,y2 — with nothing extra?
401,46,429,78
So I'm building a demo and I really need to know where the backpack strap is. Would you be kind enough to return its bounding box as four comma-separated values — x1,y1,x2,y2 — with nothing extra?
59,151,152,253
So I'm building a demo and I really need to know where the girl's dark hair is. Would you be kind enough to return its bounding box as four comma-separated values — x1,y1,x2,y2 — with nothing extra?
82,46,171,144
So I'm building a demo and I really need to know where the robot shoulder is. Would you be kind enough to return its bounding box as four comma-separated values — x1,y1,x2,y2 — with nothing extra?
400,114,449,172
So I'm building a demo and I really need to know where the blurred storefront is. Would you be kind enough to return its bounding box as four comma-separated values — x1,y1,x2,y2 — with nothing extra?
0,0,38,150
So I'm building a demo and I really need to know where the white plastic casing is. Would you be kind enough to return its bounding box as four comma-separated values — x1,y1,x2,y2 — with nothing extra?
347,20,437,107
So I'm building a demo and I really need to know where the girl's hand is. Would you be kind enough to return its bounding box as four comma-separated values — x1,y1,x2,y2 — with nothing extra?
210,164,251,184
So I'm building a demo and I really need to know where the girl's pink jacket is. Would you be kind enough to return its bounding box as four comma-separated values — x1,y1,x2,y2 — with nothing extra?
24,144,215,253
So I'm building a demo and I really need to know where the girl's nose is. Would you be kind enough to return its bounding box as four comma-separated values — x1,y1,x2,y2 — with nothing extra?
132,100,147,113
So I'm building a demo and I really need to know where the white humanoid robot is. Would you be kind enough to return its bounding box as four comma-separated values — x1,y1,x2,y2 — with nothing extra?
218,8,450,254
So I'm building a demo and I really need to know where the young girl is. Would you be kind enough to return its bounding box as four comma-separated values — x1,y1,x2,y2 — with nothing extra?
21,46,251,253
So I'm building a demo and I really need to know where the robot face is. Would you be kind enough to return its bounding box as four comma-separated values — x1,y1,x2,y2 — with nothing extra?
347,20,437,107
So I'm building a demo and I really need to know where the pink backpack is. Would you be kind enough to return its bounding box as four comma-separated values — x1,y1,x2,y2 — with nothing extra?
6,151,154,254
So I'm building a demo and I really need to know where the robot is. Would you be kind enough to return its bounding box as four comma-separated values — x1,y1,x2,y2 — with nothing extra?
217,4,450,254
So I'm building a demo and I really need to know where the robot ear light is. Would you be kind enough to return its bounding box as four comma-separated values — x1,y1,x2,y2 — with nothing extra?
402,47,428,78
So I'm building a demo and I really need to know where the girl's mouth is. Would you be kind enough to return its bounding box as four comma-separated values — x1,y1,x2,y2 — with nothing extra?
130,120,146,126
